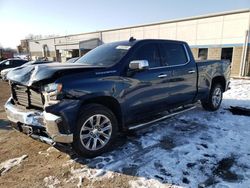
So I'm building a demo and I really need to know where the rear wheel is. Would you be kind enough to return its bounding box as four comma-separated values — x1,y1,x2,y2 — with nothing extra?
201,84,223,111
73,104,118,158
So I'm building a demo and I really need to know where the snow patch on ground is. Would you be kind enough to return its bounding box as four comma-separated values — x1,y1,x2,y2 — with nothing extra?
38,146,60,157
66,165,115,187
0,155,28,176
44,176,60,188
223,79,250,108
66,79,250,187
129,177,182,188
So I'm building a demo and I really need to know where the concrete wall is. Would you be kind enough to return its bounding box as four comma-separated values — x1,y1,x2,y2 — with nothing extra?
231,47,243,76
29,10,250,49
28,9,250,76
191,48,199,59
101,11,249,46
54,32,100,50
29,38,55,54
30,51,43,57
30,51,56,61
207,48,222,60
245,47,250,76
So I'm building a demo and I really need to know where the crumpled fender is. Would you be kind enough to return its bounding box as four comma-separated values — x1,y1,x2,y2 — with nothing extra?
45,99,82,133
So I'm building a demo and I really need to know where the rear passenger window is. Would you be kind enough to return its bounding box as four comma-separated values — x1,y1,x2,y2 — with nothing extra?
160,43,188,66
133,43,161,68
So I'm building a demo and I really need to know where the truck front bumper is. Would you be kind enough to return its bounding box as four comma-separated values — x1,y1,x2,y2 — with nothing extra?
4,98,73,144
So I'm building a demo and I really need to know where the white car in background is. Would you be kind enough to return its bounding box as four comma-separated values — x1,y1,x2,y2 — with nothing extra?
1,68,13,81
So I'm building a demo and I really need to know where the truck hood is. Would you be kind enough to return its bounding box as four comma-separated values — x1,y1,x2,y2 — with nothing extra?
6,63,105,86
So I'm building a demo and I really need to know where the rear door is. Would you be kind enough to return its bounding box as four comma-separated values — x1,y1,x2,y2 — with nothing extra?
159,42,197,106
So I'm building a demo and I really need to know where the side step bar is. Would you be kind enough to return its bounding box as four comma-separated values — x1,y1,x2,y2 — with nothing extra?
128,105,196,130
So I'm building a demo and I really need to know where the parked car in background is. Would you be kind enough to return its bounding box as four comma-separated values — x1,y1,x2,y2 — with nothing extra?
1,60,55,80
1,60,55,81
1,68,15,80
0,58,28,74
5,39,231,157
65,57,79,63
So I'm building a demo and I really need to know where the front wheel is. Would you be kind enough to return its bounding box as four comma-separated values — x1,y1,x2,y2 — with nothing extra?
201,84,223,111
72,104,118,158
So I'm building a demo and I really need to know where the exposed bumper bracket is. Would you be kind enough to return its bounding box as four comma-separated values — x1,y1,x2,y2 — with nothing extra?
5,98,73,144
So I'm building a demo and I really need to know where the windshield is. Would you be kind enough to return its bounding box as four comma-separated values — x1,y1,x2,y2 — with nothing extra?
0,60,7,65
75,43,131,67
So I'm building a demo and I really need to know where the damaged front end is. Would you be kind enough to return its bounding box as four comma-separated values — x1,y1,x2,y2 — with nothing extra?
4,63,102,145
4,81,74,145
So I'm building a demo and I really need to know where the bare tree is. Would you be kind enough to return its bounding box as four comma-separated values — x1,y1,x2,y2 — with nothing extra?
25,34,59,40
25,34,43,40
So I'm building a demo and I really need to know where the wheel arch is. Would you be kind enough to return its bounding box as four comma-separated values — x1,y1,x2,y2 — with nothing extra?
79,96,124,131
211,76,226,92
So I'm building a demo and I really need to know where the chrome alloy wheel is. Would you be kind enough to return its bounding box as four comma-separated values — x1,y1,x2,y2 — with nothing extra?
212,87,222,108
80,114,112,151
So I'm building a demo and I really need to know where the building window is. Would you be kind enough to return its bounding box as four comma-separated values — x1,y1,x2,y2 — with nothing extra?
221,48,233,62
198,48,208,60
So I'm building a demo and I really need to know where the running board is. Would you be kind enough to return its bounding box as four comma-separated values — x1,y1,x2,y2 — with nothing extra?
128,105,196,130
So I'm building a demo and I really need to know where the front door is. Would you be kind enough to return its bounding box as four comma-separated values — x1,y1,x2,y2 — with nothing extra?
124,42,171,123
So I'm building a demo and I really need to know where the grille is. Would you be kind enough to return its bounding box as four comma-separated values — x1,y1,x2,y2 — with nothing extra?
13,85,29,106
30,89,43,108
12,84,43,108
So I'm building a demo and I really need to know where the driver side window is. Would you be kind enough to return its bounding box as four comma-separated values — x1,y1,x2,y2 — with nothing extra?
133,43,161,68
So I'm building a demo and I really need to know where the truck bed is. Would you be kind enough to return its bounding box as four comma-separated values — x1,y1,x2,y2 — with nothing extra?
195,60,231,100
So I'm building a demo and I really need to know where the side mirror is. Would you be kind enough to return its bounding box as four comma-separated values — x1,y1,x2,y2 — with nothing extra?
129,60,149,70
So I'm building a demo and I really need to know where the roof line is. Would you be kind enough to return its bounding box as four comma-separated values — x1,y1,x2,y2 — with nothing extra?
100,8,250,32
29,8,250,42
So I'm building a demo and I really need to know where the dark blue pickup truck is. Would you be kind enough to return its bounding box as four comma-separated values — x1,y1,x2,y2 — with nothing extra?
5,39,231,157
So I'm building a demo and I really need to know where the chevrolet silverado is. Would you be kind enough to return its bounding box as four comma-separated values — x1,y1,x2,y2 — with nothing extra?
4,39,231,157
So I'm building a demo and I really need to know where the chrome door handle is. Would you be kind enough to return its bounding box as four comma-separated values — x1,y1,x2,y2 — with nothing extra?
158,74,167,78
188,70,196,74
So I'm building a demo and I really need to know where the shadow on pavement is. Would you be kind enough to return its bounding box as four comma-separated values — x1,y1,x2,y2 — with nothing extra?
228,106,250,116
0,119,11,130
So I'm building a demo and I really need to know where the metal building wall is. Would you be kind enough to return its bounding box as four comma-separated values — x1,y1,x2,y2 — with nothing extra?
28,9,250,76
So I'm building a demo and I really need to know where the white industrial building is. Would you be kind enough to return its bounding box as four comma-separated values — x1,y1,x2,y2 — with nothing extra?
28,9,250,77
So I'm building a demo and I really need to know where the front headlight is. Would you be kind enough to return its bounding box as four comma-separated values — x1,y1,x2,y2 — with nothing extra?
43,83,63,105
44,83,62,93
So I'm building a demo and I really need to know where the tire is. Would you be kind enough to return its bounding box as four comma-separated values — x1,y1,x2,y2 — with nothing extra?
72,104,118,158
201,83,223,111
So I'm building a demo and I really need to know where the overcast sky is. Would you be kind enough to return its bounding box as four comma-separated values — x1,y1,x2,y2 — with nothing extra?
0,0,249,48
